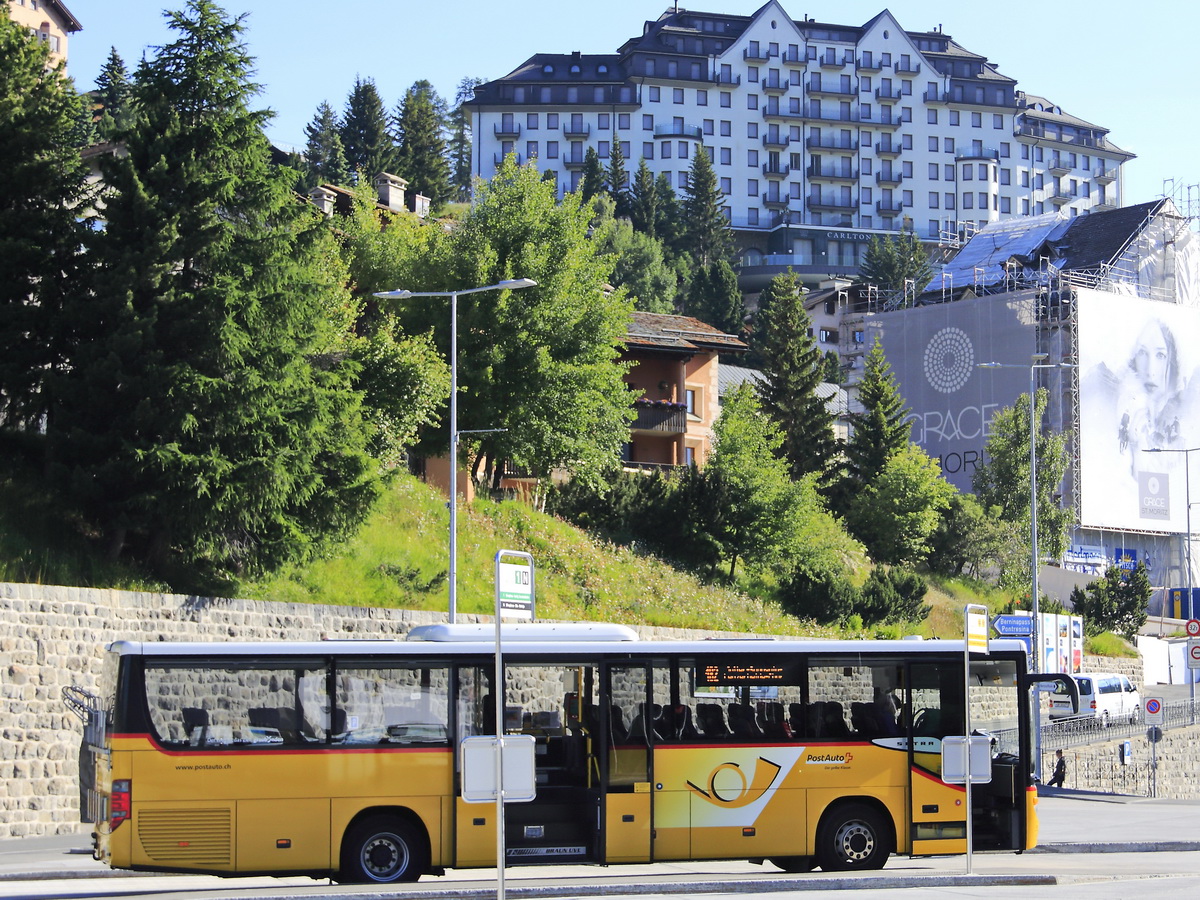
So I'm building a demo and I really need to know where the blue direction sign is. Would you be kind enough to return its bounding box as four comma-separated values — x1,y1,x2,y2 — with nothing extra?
992,614,1033,637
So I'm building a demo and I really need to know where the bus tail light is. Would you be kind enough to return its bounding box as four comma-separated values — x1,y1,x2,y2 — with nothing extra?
1090,700,1097,710
110,780,131,831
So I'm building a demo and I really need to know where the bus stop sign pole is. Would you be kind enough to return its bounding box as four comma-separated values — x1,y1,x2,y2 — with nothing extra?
493,550,535,900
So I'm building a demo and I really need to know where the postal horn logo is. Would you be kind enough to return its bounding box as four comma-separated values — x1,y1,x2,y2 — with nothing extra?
686,757,783,808
924,327,975,394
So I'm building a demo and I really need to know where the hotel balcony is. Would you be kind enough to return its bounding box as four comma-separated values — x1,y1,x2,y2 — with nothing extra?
808,194,856,212
1095,167,1117,184
1049,159,1071,177
762,134,792,150
712,72,742,86
562,123,591,139
654,123,704,140
494,123,521,139
875,86,904,102
808,164,858,182
494,153,524,167
807,135,858,152
857,56,884,72
782,50,807,67
631,403,687,434
762,106,808,123
763,162,791,179
762,78,789,95
562,153,588,170
893,60,921,75
819,53,847,69
1050,191,1073,206
762,193,790,210
807,82,856,98
923,89,949,104
861,113,903,130
874,141,903,157
875,172,904,187
876,199,905,215
744,46,773,62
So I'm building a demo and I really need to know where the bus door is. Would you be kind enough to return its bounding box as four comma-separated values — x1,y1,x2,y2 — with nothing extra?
455,662,605,866
907,661,968,856
604,662,652,863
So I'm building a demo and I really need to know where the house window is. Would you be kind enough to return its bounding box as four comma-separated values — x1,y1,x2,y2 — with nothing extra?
703,119,715,135
720,92,731,107
720,120,731,136
643,114,654,130
684,446,696,466
619,114,630,129
547,141,559,159
928,136,938,151
547,113,559,129
649,86,660,102
527,113,539,129
929,192,939,208
598,113,610,130
929,163,939,179
971,112,982,127
697,90,708,106
643,142,654,159
685,389,698,416
674,88,684,104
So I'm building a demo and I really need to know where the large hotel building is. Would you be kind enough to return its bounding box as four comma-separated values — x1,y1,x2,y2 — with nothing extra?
467,1,1133,289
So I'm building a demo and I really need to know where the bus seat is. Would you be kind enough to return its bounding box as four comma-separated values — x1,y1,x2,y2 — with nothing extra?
821,701,850,738
626,702,661,741
696,703,730,738
662,704,699,741
182,708,208,746
788,702,808,738
758,701,790,739
728,703,763,738
609,705,628,744
850,702,881,738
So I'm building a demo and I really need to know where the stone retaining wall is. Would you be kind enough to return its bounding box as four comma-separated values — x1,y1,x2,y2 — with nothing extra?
1,582,1190,839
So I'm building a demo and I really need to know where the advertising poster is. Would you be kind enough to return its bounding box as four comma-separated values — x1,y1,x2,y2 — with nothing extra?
875,294,1035,493
1077,291,1200,532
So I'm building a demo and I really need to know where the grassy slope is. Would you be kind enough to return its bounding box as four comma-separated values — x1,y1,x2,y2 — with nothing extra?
245,475,833,636
1,469,1026,641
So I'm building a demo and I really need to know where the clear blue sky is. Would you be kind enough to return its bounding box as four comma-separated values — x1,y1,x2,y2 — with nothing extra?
64,0,1195,210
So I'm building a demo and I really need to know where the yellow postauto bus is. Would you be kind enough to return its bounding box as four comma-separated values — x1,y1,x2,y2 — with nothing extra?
87,624,1043,883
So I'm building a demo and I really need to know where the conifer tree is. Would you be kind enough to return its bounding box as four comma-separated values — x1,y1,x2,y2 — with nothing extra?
628,158,657,237
754,270,838,485
653,171,683,256
449,76,483,202
0,14,93,432
844,335,910,485
341,76,395,179
51,0,377,575
392,80,452,206
689,260,743,334
94,47,134,138
857,231,933,300
580,146,605,202
605,139,630,218
680,146,731,267
302,100,349,189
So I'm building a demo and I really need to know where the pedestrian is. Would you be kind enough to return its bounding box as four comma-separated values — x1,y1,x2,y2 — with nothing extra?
1047,748,1067,787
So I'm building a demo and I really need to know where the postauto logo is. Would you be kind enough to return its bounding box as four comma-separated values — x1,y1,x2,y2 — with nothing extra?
806,751,853,766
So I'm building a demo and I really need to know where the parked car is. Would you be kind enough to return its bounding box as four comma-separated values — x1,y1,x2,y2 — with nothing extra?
1048,673,1140,726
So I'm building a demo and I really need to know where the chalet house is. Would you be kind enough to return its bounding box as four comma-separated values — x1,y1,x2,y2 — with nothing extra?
621,312,746,470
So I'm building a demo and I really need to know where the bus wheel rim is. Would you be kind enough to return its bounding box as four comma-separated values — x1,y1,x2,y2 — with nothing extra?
835,820,874,862
363,834,407,879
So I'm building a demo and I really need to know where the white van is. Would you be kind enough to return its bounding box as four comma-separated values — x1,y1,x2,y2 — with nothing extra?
1049,673,1140,726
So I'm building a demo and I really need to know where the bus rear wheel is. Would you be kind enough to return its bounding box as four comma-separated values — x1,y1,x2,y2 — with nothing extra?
340,816,427,883
816,803,889,872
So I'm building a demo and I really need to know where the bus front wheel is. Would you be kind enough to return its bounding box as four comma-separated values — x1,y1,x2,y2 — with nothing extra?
340,816,427,883
816,803,890,872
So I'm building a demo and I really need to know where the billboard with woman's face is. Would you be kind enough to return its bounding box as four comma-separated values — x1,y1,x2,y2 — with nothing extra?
1078,291,1200,532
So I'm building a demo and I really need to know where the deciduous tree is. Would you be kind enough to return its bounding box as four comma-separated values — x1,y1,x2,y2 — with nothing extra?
973,388,1071,591
1070,562,1151,639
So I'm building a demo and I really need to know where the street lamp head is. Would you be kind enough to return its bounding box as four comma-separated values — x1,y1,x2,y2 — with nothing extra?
372,289,413,299
497,278,538,290
1031,352,1049,363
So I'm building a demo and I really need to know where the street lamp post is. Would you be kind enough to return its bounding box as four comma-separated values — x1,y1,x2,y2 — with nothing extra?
373,278,537,623
1143,446,1200,718
979,353,1072,783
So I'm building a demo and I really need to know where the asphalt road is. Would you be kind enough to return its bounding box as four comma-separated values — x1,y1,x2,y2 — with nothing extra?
3,789,1199,899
